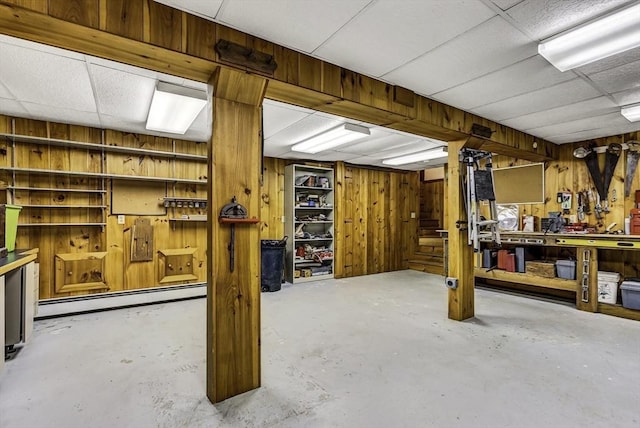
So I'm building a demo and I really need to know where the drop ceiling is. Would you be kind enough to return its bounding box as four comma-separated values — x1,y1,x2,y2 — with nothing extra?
0,0,639,172
158,0,640,144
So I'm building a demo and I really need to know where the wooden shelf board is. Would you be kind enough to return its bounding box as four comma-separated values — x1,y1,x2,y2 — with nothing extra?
18,223,106,227
169,218,207,222
295,221,333,224
19,205,106,208
0,132,207,161
474,268,577,292
597,303,640,321
9,186,107,193
0,167,206,184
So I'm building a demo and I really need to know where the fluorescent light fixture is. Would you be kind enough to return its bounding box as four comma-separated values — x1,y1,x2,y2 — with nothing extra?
382,147,448,166
538,3,640,72
146,82,208,134
621,103,640,122
291,123,370,154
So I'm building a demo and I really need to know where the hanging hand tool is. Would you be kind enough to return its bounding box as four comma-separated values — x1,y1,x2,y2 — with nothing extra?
575,144,605,201
603,143,622,206
577,192,585,222
582,190,591,215
594,191,604,221
218,196,260,272
625,141,640,197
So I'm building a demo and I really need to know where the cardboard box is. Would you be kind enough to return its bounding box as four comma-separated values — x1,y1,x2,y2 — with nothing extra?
525,261,555,278
301,269,312,278
293,270,300,278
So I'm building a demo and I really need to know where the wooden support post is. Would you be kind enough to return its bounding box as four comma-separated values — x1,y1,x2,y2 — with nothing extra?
576,246,598,312
446,140,475,320
207,67,268,403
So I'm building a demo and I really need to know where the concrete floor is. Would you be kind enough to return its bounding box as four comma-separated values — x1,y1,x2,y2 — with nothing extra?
1,270,639,428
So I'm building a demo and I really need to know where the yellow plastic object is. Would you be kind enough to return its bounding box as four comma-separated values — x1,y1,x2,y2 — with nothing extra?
4,204,21,252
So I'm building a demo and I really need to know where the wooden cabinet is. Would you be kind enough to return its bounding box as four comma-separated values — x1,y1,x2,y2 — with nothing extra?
284,164,334,283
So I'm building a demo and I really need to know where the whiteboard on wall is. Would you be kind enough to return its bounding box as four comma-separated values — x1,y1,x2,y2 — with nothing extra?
492,163,545,204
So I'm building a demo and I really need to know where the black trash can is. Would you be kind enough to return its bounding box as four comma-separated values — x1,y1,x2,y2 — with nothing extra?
261,236,287,292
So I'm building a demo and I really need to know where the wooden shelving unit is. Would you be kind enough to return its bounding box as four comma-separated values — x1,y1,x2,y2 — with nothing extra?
284,164,334,283
1,132,207,229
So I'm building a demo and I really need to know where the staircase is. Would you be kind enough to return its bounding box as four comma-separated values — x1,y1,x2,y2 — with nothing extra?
408,236,445,275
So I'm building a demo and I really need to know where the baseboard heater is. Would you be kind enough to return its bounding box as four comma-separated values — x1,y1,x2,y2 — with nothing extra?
36,283,206,319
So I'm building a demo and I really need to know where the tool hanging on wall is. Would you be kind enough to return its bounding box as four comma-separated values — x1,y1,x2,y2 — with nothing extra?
460,148,501,252
574,143,622,213
577,192,585,222
557,191,572,214
625,141,640,197
218,196,260,272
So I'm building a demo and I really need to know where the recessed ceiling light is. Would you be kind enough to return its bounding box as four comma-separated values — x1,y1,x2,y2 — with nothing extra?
621,103,640,122
291,123,370,154
146,82,208,134
382,147,448,166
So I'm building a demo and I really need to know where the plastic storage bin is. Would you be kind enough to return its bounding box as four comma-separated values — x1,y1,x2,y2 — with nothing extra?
555,259,576,280
260,237,287,292
620,280,640,310
597,271,621,304
1,204,21,252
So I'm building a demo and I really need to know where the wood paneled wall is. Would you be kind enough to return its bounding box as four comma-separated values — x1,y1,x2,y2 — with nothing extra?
0,115,207,299
260,158,419,278
420,179,444,234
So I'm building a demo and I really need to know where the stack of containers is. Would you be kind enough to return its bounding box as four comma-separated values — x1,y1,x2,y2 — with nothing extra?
597,271,621,304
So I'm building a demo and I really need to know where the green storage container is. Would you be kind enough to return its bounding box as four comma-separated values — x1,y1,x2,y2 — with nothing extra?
4,204,21,252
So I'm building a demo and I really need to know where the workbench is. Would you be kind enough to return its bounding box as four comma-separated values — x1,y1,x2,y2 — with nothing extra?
1,248,38,375
474,232,640,321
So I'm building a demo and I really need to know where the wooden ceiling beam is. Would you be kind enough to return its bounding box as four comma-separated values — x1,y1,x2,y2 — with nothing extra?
0,1,558,161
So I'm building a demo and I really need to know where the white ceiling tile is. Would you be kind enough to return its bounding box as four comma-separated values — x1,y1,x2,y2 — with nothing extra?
612,88,640,106
0,98,30,118
263,101,313,138
471,79,601,121
506,0,633,40
0,81,15,99
384,16,536,95
490,0,525,10
546,120,640,144
314,0,495,77
301,150,363,162
153,0,224,19
0,34,85,61
90,64,156,120
0,43,96,112
525,111,627,139
501,96,617,130
22,102,100,127
587,59,640,95
576,46,640,75
217,0,371,53
433,55,573,109
335,131,418,155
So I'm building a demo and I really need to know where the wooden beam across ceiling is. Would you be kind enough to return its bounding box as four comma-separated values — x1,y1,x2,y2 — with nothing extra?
0,1,558,162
